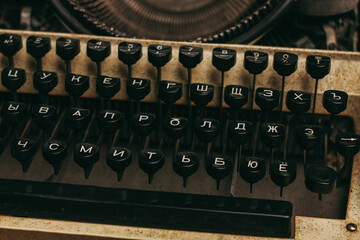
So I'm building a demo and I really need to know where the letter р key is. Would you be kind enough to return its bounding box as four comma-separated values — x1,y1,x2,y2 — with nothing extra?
106,147,132,181
244,51,268,75
190,83,214,106
118,42,143,66
131,113,156,136
273,52,298,77
212,48,236,72
173,152,199,187
1,67,26,91
179,45,203,69
0,34,22,58
26,36,51,59
286,90,311,114
323,90,348,115
159,81,182,104
56,38,80,61
42,140,68,175
148,44,172,68
74,143,100,178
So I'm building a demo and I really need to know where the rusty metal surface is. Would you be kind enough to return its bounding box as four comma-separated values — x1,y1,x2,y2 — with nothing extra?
0,29,359,239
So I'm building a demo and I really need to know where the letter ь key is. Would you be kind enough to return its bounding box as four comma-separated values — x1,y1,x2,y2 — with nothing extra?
173,152,199,187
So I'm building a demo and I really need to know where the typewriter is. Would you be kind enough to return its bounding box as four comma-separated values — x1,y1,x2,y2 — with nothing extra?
0,0,360,239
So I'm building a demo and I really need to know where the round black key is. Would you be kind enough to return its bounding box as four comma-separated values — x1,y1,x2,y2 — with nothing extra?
131,113,156,136
323,90,348,115
286,90,311,114
0,34,22,57
227,120,253,144
335,133,360,159
244,51,268,75
26,36,51,59
212,48,236,72
2,102,27,125
240,157,266,184
56,38,80,61
306,55,331,79
159,81,182,104
270,160,297,187
305,166,337,194
255,88,280,111
1,67,26,91
96,76,120,99
118,42,142,65
224,85,248,108
273,52,298,77
106,147,132,181
11,138,37,170
260,123,285,148
42,140,67,174
74,143,100,178
87,39,111,62
179,45,203,69
148,44,172,67
65,108,91,129
31,104,57,128
97,110,123,133
33,71,58,93
65,74,89,97
163,117,188,139
296,125,321,150
126,78,150,100
194,118,220,142
139,149,165,183
190,83,214,106
206,155,232,187
173,152,199,179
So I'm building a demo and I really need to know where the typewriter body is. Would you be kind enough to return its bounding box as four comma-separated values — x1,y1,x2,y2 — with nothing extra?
1,0,360,239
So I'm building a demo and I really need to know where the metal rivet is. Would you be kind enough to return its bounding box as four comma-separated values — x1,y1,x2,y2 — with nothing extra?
346,223,357,232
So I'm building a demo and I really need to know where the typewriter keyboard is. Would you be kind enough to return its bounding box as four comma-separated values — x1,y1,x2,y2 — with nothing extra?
0,29,359,238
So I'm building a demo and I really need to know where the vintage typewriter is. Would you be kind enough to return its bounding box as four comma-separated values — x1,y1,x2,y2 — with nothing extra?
0,0,360,239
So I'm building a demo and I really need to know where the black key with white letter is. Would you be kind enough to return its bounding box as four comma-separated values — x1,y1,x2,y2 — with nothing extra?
224,85,249,109
212,48,236,72
244,51,268,75
190,83,214,106
1,67,26,91
173,152,199,187
163,117,188,139
11,138,37,172
87,39,111,63
26,36,51,59
335,133,360,159
42,140,68,175
65,108,91,130
126,78,151,101
97,110,123,133
323,90,348,115
306,55,331,80
2,102,27,125
286,91,311,114
56,38,80,61
273,52,298,77
227,120,253,145
148,45,172,68
0,34,22,59
206,154,232,190
96,76,120,99
255,88,280,112
260,123,285,148
31,104,57,128
139,149,165,184
118,42,142,66
74,143,100,179
131,113,156,136
159,81,182,104
194,118,220,143
106,147,132,181
65,74,90,97
240,157,266,193
296,125,321,150
179,46,203,69
33,71,58,93
270,160,297,196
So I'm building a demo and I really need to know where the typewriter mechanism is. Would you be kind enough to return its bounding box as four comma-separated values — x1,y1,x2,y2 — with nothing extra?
0,1,360,240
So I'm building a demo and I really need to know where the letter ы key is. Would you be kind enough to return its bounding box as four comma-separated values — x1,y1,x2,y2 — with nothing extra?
260,123,285,148
273,52,298,77
159,81,182,104
31,104,57,129
190,83,214,106
0,33,22,58
270,160,297,196
139,149,165,184
126,78,151,101
2,102,27,125
240,157,266,193
206,155,232,190
296,125,321,150
56,37,80,61
26,36,51,59
87,39,111,63
244,51,268,75
179,45,203,69
96,76,120,99
163,117,188,139
194,119,220,143
65,107,91,130
11,138,38,172
74,143,100,178
107,147,132,181
173,152,199,187
212,48,236,72
224,85,249,109
286,91,311,114
118,42,142,66
43,140,68,175
306,55,331,79
1,67,26,91
97,110,123,133
33,71,58,93
148,44,172,68
65,74,90,97
323,90,348,115
131,113,156,136
255,88,280,112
